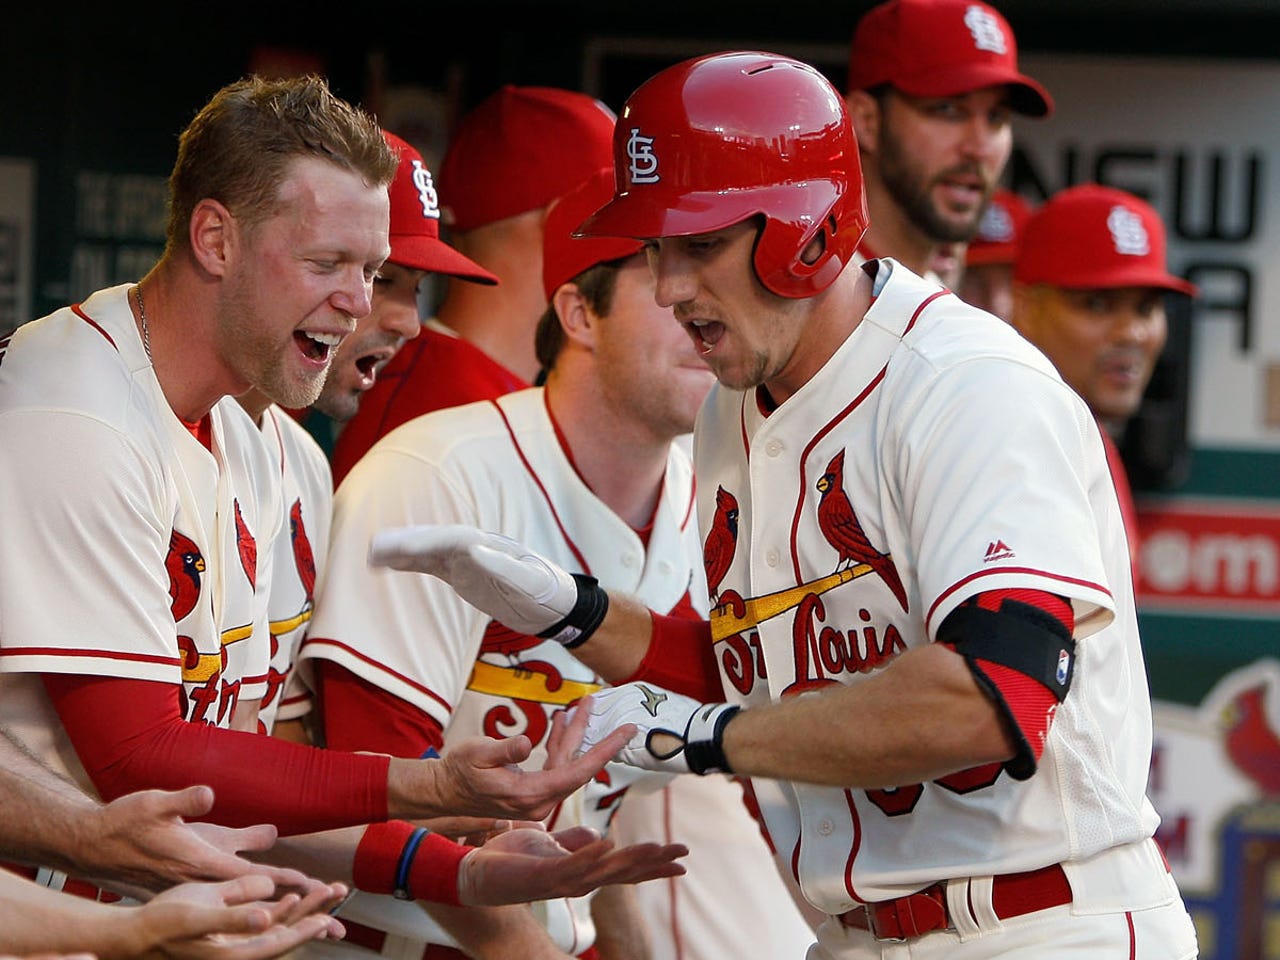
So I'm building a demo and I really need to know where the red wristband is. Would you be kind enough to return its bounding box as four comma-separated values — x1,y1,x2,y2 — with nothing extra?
352,821,474,905
407,832,473,906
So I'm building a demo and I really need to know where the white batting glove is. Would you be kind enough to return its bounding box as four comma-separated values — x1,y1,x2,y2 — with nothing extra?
578,683,740,776
369,524,609,648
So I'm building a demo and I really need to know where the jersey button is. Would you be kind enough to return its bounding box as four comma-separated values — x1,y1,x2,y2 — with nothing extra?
622,553,636,567
765,548,780,567
817,819,835,836
765,439,784,457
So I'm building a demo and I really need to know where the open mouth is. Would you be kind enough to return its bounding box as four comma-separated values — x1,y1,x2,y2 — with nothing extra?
354,353,382,389
296,330,341,363
686,320,725,355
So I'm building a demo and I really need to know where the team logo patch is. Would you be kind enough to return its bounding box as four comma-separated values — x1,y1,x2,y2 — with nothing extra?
1107,204,1150,256
964,5,1007,53
626,128,660,184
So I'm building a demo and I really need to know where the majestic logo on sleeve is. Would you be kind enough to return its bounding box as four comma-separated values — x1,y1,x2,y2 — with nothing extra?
626,128,660,184
815,450,907,611
166,530,205,622
703,486,739,601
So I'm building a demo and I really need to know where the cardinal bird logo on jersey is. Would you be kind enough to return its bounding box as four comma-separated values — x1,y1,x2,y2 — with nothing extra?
1223,684,1280,796
288,499,317,599
166,529,205,622
815,449,908,612
234,499,257,591
704,486,739,600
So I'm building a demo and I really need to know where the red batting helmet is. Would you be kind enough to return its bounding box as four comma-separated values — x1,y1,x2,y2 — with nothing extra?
576,51,868,299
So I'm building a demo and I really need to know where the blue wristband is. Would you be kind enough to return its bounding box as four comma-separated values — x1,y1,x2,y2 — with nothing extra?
393,827,429,900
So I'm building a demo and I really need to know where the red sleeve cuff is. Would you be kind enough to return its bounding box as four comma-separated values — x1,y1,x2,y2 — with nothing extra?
354,821,474,905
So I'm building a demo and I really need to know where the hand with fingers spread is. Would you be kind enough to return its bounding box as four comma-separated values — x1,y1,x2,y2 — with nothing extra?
80,785,328,899
456,824,687,906
112,874,346,960
0,870,346,960
389,694,638,822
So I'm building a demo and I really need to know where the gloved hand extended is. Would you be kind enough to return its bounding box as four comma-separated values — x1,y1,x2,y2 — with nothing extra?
576,682,740,776
369,524,609,648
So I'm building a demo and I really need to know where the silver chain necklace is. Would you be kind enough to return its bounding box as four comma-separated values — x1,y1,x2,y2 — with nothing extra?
134,283,153,363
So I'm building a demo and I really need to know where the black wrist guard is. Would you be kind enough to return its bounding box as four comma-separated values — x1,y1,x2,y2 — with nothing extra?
538,573,610,649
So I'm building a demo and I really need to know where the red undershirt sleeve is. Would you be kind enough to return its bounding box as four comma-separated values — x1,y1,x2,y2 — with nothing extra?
41,674,389,835
619,610,726,703
313,664,470,905
314,660,446,758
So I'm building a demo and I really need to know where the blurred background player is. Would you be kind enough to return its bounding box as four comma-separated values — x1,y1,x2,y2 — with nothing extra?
843,0,1051,279
959,187,1034,320
330,85,617,486
1010,183,1198,579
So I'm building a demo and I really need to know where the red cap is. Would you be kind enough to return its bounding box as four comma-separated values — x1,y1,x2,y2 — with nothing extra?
542,168,643,299
1014,184,1198,296
965,189,1034,266
848,0,1053,117
383,131,498,284
439,85,617,232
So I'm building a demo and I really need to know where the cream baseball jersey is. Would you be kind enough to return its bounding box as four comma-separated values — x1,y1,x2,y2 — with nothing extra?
694,260,1163,912
0,283,279,787
300,387,702,952
254,405,332,733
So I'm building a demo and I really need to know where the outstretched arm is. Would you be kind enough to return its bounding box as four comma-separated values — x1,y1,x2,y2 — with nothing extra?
0,728,320,899
0,870,343,960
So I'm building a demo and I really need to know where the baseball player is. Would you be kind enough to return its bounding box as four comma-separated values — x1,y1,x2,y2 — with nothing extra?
330,85,617,486
1010,183,1199,582
293,166,716,959
237,129,499,737
844,0,1051,281
958,188,1035,321
368,52,1200,958
0,74,681,913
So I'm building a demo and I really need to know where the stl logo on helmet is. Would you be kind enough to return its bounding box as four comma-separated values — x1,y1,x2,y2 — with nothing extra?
964,5,1007,54
1107,205,1150,256
410,159,441,220
626,128,660,184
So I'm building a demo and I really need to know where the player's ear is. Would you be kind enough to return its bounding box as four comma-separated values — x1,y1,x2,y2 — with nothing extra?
189,198,235,279
846,90,881,155
552,283,599,350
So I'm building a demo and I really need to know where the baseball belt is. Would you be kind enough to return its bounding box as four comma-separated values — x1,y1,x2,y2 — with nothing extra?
3,863,123,903
839,862,1072,940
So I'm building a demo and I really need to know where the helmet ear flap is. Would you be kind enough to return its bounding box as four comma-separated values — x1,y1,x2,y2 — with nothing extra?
754,202,857,298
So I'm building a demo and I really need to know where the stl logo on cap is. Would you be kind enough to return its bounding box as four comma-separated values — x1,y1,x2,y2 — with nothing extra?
410,159,441,222
977,201,1015,243
626,128,660,184
1107,205,1150,257
964,4,1008,54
